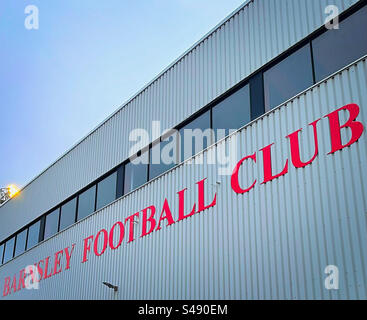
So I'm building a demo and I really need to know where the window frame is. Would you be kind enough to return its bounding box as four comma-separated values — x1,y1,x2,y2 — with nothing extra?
311,4,367,83
14,228,28,258
124,149,150,195
59,196,78,232
96,170,118,210
26,219,42,250
212,82,251,142
148,130,180,180
0,243,5,265
3,236,16,264
263,42,314,111
43,208,60,240
76,184,97,221
178,108,212,162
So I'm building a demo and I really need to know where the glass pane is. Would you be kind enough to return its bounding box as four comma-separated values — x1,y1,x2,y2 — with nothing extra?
149,132,179,180
264,44,313,110
14,229,27,257
0,244,4,265
212,84,251,141
27,220,41,250
124,152,148,194
3,237,15,264
179,111,211,161
312,6,367,82
96,171,117,210
77,185,96,220
59,197,77,231
44,208,60,240
116,165,124,199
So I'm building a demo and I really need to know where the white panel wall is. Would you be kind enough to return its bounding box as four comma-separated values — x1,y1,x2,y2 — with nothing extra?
1,57,366,299
0,0,359,241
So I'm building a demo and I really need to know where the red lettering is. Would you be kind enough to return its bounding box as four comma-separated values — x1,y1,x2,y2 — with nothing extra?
82,235,94,263
64,244,75,270
177,188,196,221
17,269,26,291
11,275,17,293
231,152,257,194
156,199,175,231
94,229,108,256
29,264,40,284
125,212,139,243
325,103,364,154
53,250,63,275
37,260,44,280
3,277,11,297
141,206,156,238
109,222,125,249
260,143,288,184
286,119,320,168
196,178,217,212
43,256,53,279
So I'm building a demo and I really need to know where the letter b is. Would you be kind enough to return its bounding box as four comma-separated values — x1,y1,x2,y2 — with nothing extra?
325,103,364,154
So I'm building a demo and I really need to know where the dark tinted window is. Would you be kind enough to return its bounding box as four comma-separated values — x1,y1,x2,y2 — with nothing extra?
27,220,41,250
212,84,251,141
124,152,148,194
116,166,124,199
77,185,96,220
14,229,27,257
149,132,179,180
264,44,313,111
96,171,117,210
3,237,15,263
249,72,265,120
0,244,4,265
179,110,211,161
312,6,367,82
44,208,60,240
59,197,77,231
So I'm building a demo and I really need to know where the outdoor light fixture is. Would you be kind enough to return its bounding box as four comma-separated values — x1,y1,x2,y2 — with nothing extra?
102,282,118,292
7,184,20,198
0,184,20,205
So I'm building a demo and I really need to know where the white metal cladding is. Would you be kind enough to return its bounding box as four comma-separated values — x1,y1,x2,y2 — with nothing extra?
1,57,366,299
0,0,360,241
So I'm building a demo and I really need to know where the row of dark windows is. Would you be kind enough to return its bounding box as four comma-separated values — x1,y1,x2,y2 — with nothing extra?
1,2,366,266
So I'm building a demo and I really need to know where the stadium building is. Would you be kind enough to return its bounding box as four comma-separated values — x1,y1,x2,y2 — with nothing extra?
1,0,367,299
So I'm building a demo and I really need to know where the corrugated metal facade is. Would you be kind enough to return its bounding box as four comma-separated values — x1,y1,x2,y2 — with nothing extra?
1,56,366,299
0,0,359,241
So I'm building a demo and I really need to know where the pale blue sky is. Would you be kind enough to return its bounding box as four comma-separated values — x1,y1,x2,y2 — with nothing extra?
0,0,244,189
